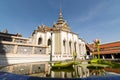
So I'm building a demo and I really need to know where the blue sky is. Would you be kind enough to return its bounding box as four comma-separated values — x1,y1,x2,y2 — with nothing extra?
0,0,120,44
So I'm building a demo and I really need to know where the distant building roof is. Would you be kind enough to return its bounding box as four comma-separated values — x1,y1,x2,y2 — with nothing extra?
0,31,22,37
90,41,120,54
0,32,17,36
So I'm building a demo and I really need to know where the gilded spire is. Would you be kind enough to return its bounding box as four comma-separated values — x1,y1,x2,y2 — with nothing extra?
57,6,64,23
53,5,71,32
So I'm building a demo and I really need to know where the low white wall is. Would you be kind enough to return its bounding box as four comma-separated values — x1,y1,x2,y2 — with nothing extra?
0,54,50,66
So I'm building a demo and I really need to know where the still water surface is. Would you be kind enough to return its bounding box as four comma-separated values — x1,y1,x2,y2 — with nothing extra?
0,61,120,78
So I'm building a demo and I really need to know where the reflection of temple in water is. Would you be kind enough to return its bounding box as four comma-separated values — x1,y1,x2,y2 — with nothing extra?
50,67,107,78
0,62,49,77
50,65,90,78
0,62,108,78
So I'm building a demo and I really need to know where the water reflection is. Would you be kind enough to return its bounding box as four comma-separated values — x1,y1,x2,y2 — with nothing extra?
50,67,75,78
50,65,90,78
0,62,48,77
0,62,119,78
89,69,106,77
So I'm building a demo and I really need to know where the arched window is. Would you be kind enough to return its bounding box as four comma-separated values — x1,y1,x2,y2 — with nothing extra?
63,40,66,46
63,40,66,54
74,42,76,52
47,39,51,46
69,41,72,54
47,38,51,54
79,44,81,54
38,37,42,45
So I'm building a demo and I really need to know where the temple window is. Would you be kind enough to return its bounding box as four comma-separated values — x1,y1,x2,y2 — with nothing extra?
47,39,51,46
38,37,42,45
63,40,66,54
47,39,51,53
74,42,76,53
79,44,81,54
69,41,72,54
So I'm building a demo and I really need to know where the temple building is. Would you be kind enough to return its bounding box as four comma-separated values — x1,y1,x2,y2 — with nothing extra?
30,9,87,60
0,9,88,66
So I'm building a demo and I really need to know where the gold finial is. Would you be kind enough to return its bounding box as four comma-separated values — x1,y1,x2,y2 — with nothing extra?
58,4,64,23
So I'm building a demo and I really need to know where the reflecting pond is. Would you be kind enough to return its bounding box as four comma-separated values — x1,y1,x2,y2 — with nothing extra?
0,61,120,78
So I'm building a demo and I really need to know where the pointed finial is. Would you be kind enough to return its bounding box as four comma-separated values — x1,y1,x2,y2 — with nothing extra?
58,5,64,23
60,4,62,16
41,22,44,26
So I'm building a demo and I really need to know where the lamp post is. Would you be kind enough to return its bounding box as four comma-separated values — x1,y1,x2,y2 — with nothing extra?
93,39,100,60
50,31,53,62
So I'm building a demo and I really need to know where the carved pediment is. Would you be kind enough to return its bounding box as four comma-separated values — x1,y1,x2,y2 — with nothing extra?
37,25,51,32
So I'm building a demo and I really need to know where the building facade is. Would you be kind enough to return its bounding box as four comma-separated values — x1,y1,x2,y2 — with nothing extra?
0,30,48,66
92,41,120,60
30,9,87,60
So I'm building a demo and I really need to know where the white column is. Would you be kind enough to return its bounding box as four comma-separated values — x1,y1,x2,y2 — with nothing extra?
111,54,114,59
102,55,105,59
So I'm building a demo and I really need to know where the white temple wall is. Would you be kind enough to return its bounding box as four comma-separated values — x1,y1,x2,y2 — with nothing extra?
61,31,76,55
60,31,82,57
52,33,55,55
35,32,45,46
68,33,73,41
33,31,87,60
45,32,51,44
61,31,67,55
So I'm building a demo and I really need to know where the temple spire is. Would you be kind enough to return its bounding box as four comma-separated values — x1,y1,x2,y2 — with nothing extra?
59,6,63,17
53,5,71,32
58,6,64,23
